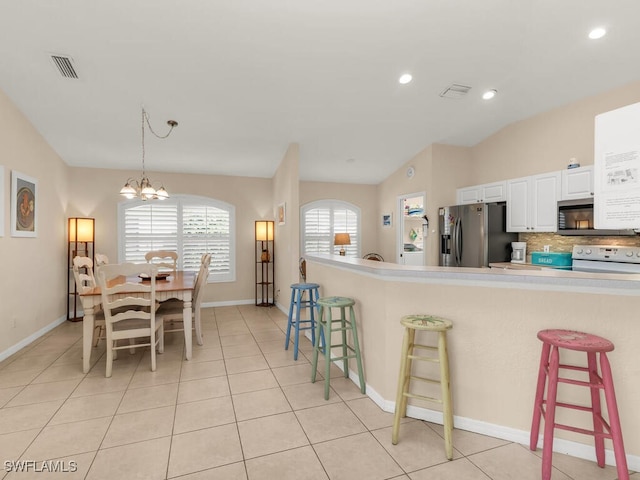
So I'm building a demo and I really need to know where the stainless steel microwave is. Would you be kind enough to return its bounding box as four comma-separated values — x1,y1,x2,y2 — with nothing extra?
557,198,636,236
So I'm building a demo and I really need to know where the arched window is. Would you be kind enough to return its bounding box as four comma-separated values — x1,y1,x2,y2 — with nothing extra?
301,200,360,257
118,194,235,282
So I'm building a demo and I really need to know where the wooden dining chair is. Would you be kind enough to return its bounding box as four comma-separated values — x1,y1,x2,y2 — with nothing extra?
144,250,178,275
72,256,104,346
94,253,110,268
97,262,164,377
156,253,211,349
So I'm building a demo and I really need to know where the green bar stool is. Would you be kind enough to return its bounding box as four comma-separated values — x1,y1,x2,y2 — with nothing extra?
311,296,365,400
392,314,454,460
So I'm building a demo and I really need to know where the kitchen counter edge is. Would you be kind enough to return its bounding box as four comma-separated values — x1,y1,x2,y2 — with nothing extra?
305,254,640,297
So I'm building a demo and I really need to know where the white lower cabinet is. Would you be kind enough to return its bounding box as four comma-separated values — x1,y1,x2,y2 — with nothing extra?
456,181,507,205
507,172,560,232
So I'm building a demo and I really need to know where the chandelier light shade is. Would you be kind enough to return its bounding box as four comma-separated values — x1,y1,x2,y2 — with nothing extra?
120,107,178,200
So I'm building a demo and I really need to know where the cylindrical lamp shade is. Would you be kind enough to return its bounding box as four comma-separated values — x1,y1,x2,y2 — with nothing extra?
255,220,274,241
68,217,95,242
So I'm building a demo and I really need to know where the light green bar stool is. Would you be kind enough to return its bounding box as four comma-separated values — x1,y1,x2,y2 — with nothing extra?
392,314,454,460
311,296,365,400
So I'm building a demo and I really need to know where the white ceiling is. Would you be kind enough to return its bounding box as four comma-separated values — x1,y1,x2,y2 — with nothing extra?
1,1,639,185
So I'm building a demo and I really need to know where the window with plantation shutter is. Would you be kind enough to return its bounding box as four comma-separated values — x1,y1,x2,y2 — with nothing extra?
301,200,360,258
118,195,235,282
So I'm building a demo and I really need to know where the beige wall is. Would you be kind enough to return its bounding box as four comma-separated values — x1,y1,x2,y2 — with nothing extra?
471,80,640,184
68,167,273,305
300,181,379,256
0,89,69,354
377,144,472,265
376,80,640,266
272,143,300,306
307,259,640,463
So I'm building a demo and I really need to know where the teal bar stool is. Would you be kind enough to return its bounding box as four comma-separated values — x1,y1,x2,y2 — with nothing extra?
285,282,321,360
311,296,365,400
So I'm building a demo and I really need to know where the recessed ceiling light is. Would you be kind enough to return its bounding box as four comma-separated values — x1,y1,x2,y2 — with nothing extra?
588,27,606,39
399,73,412,85
482,89,497,100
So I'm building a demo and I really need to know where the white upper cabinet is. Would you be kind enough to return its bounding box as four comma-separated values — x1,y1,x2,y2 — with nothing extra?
456,181,507,205
560,165,594,200
507,172,560,232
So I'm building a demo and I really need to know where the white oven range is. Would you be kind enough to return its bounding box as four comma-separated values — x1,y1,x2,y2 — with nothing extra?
572,244,640,274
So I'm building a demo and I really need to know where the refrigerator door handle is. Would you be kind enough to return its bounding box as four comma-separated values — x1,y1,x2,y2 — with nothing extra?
450,218,458,266
456,219,464,265
455,217,463,265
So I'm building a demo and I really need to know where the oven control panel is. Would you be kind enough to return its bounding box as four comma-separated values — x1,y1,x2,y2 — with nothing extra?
572,245,640,263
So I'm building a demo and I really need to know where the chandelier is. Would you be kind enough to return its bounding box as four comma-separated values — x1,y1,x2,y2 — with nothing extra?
119,107,178,200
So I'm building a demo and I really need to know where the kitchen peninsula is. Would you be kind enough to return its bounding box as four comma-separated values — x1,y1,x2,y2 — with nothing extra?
305,254,640,470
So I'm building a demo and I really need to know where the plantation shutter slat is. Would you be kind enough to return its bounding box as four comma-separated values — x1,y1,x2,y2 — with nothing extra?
121,196,234,281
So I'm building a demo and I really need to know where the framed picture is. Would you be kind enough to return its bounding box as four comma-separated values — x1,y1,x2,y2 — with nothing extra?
382,212,392,228
0,166,4,237
11,170,37,237
277,202,286,226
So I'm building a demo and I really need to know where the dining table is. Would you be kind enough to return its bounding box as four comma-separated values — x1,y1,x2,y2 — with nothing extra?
79,270,196,373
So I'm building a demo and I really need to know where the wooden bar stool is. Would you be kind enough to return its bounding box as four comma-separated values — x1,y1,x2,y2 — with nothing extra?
311,296,365,400
285,282,321,360
392,314,454,460
530,329,628,480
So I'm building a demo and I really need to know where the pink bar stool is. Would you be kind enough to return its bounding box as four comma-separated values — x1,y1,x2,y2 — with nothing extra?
530,329,628,480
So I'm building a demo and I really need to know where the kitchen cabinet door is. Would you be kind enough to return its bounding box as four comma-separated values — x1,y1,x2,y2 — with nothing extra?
531,171,560,231
482,181,507,203
507,172,560,232
561,165,594,200
456,185,482,204
456,181,506,205
506,177,529,232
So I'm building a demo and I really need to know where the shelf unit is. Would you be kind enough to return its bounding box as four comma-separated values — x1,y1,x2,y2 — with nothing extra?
67,217,95,321
255,220,275,307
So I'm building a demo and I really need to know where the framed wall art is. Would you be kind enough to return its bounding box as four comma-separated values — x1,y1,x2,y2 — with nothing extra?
11,170,37,238
382,212,392,228
277,202,286,226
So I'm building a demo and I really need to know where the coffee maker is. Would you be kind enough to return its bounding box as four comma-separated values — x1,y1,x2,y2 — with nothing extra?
511,242,527,264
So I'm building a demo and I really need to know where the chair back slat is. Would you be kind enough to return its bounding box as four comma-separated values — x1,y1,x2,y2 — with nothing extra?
98,263,157,326
72,256,96,293
145,250,178,274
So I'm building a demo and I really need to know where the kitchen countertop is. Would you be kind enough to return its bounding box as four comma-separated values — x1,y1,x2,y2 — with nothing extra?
489,262,548,270
307,254,640,296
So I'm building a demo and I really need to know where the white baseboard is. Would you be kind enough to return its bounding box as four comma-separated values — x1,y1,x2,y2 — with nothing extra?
331,360,639,472
0,315,67,362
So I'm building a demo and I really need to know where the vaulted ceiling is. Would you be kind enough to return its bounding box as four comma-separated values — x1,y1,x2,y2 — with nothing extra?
1,1,639,184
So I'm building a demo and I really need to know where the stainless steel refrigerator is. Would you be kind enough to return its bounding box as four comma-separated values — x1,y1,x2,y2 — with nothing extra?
438,202,517,267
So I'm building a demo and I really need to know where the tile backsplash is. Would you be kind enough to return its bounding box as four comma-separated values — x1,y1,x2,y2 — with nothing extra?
519,232,640,258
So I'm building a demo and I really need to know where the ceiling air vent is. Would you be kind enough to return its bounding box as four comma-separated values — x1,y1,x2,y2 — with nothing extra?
50,54,79,79
439,83,471,99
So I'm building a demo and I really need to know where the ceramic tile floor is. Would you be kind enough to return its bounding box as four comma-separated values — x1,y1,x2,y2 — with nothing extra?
0,305,636,480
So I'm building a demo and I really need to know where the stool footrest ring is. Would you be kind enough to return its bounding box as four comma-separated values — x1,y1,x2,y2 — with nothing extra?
402,392,443,404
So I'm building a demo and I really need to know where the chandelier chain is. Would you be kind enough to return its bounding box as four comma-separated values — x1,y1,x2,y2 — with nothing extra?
141,107,177,176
